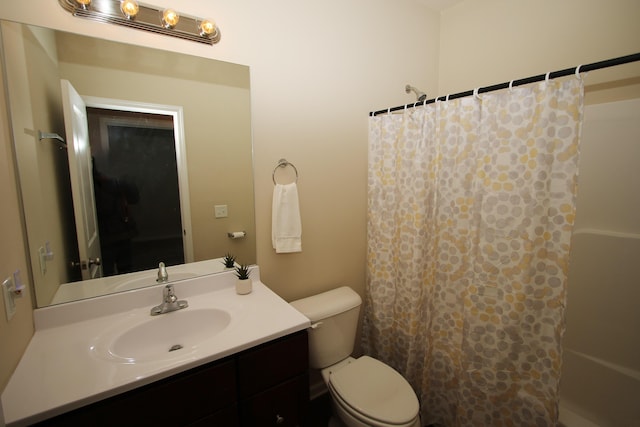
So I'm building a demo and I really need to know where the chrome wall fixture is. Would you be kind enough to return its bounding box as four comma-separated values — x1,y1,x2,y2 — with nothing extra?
58,0,221,45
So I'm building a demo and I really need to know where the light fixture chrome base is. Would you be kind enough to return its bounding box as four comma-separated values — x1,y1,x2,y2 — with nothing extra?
58,0,220,45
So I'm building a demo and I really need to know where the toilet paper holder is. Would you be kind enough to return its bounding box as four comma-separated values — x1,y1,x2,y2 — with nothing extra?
227,231,246,239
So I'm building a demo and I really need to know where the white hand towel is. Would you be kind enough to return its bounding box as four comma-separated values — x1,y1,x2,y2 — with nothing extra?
272,183,302,253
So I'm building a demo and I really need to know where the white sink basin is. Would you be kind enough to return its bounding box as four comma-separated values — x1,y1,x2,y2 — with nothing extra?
96,308,231,363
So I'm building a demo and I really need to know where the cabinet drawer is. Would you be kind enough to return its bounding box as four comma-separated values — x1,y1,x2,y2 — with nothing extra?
188,403,239,427
240,374,309,427
237,330,308,397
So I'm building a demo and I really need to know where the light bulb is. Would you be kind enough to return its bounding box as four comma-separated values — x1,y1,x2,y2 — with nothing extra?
162,9,180,29
199,19,216,37
120,0,139,19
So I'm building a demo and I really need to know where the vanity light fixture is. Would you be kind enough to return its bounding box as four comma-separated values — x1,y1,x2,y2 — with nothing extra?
161,8,179,28
58,0,221,45
75,0,91,9
198,19,216,37
120,0,139,20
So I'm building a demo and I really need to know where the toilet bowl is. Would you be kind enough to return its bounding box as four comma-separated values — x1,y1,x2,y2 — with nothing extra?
324,356,420,427
290,287,420,427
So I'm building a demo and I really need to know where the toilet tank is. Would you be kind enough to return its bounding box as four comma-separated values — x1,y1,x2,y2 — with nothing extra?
290,286,362,369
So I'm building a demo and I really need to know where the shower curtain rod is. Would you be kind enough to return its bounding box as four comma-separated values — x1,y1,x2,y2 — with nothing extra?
370,52,640,116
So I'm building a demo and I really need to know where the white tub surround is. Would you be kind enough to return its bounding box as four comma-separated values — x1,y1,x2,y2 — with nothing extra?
1,267,310,426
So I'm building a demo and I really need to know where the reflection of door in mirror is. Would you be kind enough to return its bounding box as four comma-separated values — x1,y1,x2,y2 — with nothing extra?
87,107,187,276
60,79,103,281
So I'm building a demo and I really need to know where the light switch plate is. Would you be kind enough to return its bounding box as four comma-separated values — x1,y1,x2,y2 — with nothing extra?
2,277,16,321
214,204,228,218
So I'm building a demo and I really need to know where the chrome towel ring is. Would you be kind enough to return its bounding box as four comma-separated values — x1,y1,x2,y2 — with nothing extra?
272,158,298,185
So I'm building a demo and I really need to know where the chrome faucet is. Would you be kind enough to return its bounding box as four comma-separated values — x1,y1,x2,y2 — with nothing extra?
156,262,169,283
150,284,188,316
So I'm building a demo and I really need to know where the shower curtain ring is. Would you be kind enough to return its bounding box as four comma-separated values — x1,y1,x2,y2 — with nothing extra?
545,71,551,84
509,79,515,92
575,64,583,79
473,87,482,100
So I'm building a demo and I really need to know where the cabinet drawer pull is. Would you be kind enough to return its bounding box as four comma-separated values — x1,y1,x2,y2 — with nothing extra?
276,414,284,424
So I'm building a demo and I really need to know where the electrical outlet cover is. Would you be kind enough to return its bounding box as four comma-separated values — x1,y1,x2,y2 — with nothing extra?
2,277,16,321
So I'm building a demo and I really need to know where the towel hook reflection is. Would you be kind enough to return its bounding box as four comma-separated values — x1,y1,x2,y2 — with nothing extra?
272,158,299,185
38,130,67,149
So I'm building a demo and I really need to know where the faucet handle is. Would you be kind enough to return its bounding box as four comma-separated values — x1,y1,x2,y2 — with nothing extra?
163,284,178,303
151,283,188,315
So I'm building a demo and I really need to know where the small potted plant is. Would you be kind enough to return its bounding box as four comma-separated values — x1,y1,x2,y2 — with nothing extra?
234,264,252,295
222,253,236,269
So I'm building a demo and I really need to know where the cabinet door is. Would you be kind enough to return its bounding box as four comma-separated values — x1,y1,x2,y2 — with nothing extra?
240,375,308,427
238,330,308,398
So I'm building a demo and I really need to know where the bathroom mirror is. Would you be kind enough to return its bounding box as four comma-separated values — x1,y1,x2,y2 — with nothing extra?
1,20,256,308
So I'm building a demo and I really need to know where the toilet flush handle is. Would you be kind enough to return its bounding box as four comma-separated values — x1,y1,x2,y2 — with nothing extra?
310,322,323,329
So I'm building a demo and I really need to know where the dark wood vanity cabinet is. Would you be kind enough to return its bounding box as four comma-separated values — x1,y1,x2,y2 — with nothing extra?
36,330,309,427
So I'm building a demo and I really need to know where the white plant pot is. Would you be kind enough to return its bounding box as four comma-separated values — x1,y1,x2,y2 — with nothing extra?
235,279,252,295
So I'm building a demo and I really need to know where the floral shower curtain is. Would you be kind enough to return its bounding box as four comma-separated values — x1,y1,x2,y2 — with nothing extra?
362,78,583,426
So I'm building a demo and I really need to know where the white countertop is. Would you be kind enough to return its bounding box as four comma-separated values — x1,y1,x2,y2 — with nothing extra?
1,267,310,426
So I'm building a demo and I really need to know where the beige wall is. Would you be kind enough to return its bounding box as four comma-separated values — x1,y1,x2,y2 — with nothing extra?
245,1,439,304
439,0,640,103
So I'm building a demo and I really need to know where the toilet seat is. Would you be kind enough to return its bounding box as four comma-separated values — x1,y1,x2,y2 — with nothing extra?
328,356,419,426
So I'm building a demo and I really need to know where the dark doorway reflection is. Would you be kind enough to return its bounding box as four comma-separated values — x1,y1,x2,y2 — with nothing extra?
88,108,185,275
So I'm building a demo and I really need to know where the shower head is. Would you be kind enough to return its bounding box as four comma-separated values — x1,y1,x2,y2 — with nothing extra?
405,84,427,102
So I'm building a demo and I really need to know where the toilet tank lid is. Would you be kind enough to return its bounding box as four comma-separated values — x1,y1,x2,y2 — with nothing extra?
290,286,362,322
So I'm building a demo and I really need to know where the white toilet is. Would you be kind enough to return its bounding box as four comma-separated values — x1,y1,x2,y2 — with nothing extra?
290,286,421,427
